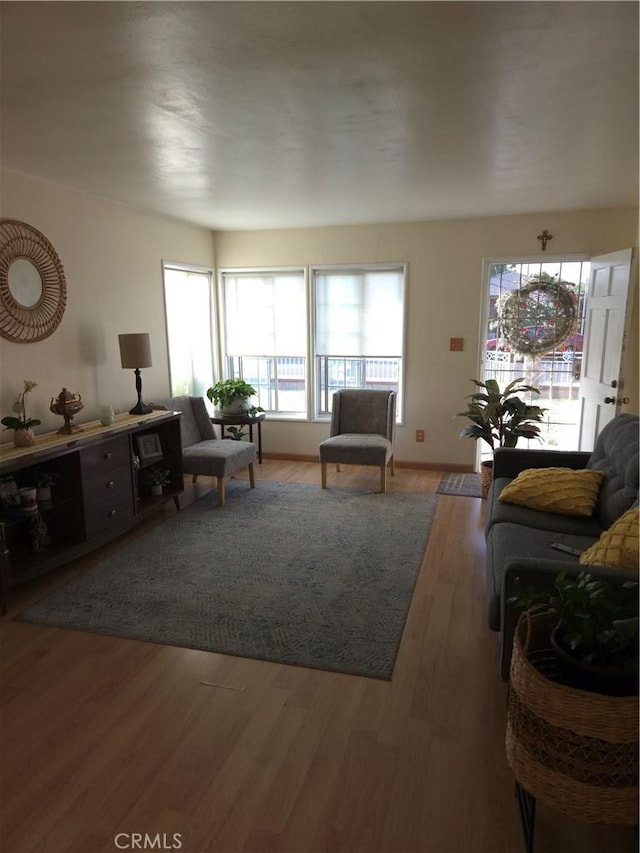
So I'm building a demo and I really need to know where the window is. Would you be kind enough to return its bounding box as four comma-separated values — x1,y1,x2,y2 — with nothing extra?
483,259,590,453
163,264,215,398
220,269,307,416
204,263,406,421
313,265,406,417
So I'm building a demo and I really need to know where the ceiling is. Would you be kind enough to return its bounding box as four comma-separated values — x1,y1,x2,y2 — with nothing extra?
1,1,638,231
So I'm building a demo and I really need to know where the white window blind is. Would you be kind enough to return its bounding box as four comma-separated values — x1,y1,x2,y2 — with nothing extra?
222,271,306,357
313,265,406,416
163,265,214,398
221,269,307,415
314,267,405,356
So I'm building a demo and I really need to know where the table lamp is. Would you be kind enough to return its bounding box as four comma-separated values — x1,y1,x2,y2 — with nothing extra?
118,333,153,415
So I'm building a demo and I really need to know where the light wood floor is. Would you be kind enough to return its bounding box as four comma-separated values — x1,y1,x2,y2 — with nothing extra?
0,461,635,853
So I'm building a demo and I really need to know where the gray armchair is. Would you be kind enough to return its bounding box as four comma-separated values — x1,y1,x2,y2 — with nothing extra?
319,390,396,492
158,396,257,507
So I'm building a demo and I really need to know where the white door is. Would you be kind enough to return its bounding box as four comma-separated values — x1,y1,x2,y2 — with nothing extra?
578,248,634,450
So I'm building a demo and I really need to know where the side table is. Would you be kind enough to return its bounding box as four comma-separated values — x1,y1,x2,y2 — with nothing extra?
210,412,265,463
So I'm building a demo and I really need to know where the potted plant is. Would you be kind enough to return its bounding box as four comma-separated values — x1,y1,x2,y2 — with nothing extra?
18,465,60,502
1,380,41,447
138,465,172,496
225,425,247,441
206,380,263,416
36,470,59,502
456,377,546,497
509,571,639,696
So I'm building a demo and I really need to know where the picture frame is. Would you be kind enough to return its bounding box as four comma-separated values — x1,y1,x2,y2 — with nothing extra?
135,432,163,462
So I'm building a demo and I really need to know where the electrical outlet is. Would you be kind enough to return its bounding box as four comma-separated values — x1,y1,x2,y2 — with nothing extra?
416,429,425,443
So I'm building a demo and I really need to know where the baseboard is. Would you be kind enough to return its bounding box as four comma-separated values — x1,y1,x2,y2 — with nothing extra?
395,461,474,472
263,452,319,463
262,453,474,473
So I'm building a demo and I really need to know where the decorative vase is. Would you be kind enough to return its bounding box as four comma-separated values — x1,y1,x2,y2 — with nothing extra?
13,428,35,448
221,398,249,416
100,404,115,426
37,485,52,502
18,486,38,513
50,388,84,434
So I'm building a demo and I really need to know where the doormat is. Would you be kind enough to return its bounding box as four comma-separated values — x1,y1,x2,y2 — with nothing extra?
436,472,482,498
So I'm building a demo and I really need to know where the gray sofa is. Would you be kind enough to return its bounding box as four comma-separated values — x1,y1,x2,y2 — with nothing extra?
485,413,639,679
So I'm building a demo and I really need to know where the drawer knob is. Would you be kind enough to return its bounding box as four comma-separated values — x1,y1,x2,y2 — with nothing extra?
108,509,117,518
104,452,113,460
106,481,115,488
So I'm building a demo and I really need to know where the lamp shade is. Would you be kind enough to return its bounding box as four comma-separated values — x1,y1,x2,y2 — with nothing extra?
118,333,152,369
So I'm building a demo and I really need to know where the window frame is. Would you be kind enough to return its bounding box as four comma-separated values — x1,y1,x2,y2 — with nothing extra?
310,262,408,423
162,260,216,400
217,266,309,420
164,261,409,424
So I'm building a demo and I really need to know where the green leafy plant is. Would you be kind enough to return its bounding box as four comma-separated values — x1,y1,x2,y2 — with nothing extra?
37,471,59,488
138,466,172,488
206,379,264,413
225,426,247,441
509,571,639,673
19,466,59,489
456,377,546,450
1,380,41,431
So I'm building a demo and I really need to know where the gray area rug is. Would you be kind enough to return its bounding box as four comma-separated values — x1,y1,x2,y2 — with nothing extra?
436,472,482,498
21,481,437,679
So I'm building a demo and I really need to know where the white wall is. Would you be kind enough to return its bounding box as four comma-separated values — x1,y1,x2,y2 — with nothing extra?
0,170,215,433
1,169,637,468
215,209,639,467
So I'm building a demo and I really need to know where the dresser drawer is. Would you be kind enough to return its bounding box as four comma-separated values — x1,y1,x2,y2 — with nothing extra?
84,492,134,539
80,436,130,478
82,463,132,508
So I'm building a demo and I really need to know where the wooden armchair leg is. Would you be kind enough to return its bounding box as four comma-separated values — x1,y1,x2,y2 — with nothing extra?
192,474,198,483
380,465,387,493
217,477,225,507
321,461,327,489
390,455,395,476
248,462,256,488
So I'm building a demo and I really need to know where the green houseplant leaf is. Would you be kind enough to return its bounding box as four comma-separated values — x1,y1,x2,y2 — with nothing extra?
138,466,172,488
508,571,639,674
206,380,263,413
456,377,546,450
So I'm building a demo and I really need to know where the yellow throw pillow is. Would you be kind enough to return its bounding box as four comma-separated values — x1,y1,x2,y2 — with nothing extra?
579,508,640,570
498,467,604,516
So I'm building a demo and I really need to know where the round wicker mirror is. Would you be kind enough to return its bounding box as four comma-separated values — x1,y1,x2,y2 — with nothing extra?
0,219,67,343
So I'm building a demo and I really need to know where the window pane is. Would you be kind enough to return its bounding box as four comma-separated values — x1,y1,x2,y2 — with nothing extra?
164,266,213,397
484,259,590,456
313,265,405,417
221,270,307,416
315,268,404,356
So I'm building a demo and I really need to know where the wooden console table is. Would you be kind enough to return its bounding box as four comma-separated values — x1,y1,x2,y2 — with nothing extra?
210,412,265,463
0,411,183,612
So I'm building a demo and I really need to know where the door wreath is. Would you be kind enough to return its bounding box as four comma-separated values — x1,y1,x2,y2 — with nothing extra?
500,276,578,355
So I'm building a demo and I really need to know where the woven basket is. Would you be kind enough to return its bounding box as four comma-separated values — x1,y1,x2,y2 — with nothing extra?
480,460,493,499
506,611,639,825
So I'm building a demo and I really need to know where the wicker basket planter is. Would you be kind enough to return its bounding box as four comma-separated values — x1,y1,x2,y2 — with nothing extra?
506,611,639,826
480,460,493,499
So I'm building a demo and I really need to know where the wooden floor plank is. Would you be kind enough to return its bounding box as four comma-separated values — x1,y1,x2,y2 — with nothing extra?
0,461,636,853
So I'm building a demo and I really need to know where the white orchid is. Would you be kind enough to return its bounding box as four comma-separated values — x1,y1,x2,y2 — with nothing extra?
2,380,41,431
